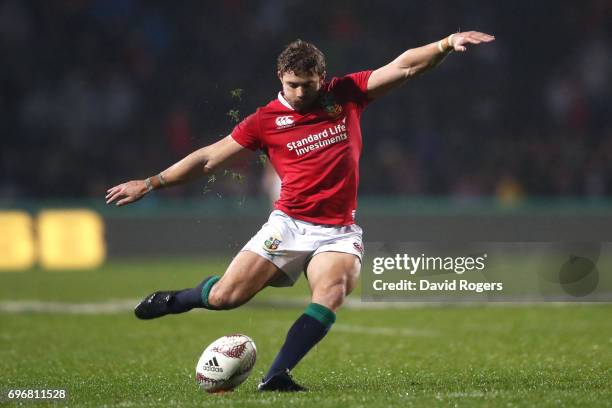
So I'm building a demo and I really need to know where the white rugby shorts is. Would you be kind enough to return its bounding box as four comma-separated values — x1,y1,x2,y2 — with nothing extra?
241,210,364,287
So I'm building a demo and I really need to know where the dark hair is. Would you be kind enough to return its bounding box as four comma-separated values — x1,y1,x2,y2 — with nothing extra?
277,39,326,76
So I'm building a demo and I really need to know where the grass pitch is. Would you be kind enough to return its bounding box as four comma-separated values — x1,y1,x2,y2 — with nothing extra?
1,259,611,407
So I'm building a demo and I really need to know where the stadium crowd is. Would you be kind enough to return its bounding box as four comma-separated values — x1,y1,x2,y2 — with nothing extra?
1,0,611,201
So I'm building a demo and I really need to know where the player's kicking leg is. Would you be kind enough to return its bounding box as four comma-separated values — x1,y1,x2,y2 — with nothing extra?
134,251,284,319
258,251,360,392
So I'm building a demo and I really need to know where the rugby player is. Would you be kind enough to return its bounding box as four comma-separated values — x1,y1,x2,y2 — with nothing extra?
106,31,494,391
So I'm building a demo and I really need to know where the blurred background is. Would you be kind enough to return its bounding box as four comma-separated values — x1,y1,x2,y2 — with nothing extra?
1,0,611,264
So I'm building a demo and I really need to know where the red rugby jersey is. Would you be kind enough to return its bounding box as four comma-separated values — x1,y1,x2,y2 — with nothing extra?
231,71,373,225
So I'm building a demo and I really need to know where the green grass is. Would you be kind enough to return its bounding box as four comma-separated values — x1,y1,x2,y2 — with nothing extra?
1,259,611,407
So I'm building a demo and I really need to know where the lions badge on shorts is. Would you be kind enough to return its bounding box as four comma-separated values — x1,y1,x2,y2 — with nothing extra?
263,235,282,252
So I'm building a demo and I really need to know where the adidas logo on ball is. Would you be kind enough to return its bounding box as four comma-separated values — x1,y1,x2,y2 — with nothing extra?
202,356,223,372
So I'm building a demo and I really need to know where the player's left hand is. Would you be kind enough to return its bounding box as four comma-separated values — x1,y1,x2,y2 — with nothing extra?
450,31,495,52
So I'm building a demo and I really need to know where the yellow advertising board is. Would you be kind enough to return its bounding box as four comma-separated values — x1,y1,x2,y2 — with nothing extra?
37,209,106,270
0,211,36,270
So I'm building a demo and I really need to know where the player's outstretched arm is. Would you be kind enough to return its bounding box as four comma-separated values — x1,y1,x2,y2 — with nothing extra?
105,135,250,206
366,31,495,99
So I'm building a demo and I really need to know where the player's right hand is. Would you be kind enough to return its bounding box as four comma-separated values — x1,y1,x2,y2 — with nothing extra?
105,180,148,206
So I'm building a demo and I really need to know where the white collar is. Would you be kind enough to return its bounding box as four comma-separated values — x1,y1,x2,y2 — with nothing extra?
277,92,294,111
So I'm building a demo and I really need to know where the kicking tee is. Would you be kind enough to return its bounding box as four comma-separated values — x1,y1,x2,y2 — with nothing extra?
231,71,373,226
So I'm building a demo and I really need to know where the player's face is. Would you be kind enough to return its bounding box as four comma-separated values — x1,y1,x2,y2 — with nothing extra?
278,70,325,111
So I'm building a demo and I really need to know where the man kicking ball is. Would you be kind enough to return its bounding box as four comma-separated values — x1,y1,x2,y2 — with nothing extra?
106,31,494,391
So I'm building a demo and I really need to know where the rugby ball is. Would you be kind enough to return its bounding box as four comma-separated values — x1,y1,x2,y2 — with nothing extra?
195,334,257,393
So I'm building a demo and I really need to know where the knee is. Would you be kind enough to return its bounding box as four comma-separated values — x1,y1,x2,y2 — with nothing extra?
208,283,247,310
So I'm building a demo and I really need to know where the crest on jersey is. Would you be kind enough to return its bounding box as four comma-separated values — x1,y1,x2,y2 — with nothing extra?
319,93,343,118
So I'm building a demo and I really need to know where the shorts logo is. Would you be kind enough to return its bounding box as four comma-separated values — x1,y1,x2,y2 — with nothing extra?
275,116,295,129
353,241,363,254
263,235,282,252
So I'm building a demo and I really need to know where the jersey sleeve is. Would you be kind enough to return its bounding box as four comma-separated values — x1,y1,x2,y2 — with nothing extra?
331,70,373,109
230,111,262,151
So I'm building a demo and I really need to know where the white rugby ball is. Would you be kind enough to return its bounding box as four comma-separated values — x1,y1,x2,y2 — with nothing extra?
195,334,257,393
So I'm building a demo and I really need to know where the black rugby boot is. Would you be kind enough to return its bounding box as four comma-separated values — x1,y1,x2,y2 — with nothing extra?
257,369,307,392
134,290,185,320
